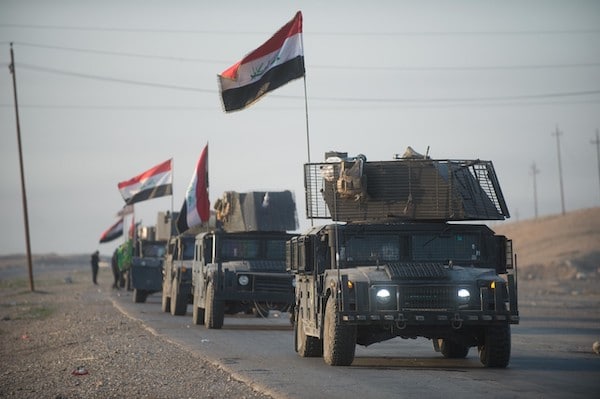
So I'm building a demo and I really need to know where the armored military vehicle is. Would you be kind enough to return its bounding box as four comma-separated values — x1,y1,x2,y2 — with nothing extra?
190,191,298,329
128,214,169,303
161,232,196,315
288,150,519,367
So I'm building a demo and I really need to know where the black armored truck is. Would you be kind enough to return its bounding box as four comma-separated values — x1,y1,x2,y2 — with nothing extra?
288,150,519,367
190,191,298,329
128,214,169,303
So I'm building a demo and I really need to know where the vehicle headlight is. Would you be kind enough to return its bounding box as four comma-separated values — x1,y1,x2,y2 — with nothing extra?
238,275,249,286
376,288,392,304
291,277,296,288
457,288,470,301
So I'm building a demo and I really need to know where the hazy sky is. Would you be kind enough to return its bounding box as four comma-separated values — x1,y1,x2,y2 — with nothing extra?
1,0,599,256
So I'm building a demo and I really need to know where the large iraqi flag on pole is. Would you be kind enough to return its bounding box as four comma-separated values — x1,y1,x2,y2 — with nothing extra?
176,144,210,234
118,159,173,205
99,217,124,243
218,11,305,112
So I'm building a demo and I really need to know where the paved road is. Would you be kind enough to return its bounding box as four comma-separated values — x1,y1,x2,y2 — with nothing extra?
111,289,600,399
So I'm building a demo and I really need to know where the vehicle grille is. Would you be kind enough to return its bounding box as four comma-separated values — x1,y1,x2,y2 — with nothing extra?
386,263,449,280
400,286,454,309
253,276,291,293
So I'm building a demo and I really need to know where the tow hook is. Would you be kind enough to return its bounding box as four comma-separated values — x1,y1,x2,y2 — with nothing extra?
396,315,407,330
451,314,463,329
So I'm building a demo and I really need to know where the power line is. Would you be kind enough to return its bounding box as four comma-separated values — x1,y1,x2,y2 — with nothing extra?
10,41,600,71
11,42,227,64
2,23,600,36
16,62,213,93
11,62,600,105
1,98,599,111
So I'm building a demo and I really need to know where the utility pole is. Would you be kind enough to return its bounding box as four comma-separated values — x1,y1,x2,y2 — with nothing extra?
552,126,566,215
592,129,600,203
530,162,540,219
9,43,35,292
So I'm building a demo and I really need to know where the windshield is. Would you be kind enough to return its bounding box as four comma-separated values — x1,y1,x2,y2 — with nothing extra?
142,243,166,258
413,233,480,262
338,232,481,266
180,237,195,260
220,238,287,261
340,235,402,263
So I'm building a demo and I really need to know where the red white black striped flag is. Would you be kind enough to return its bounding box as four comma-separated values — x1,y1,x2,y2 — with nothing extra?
99,217,124,243
218,11,305,112
118,159,173,205
176,144,210,234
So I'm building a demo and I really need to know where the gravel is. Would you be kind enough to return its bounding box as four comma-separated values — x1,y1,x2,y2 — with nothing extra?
0,269,273,399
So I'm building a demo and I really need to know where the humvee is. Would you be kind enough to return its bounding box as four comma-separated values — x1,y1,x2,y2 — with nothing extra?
288,151,519,367
190,191,298,328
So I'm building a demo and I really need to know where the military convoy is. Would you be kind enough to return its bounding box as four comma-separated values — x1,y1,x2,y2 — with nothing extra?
189,191,298,328
287,150,519,367
122,148,518,369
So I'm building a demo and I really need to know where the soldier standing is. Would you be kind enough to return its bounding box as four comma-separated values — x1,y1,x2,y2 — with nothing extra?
90,250,100,285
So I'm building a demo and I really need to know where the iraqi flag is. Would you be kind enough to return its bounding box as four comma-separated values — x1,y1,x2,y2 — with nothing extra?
176,144,210,234
218,11,305,112
118,159,173,205
99,217,124,243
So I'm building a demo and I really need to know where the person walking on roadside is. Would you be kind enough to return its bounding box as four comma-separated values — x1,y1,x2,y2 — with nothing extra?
91,250,100,285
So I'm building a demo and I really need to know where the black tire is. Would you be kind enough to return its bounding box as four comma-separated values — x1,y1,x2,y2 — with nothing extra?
125,270,132,291
133,289,147,303
192,291,205,325
204,281,224,329
439,339,470,359
478,325,511,368
323,296,356,366
294,307,323,357
170,277,187,316
161,279,170,313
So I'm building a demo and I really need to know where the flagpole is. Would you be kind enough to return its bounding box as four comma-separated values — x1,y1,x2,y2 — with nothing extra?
302,75,311,164
170,157,174,238
302,76,314,227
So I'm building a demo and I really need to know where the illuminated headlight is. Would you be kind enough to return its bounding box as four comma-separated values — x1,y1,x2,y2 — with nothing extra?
238,275,249,286
457,288,470,301
376,288,392,304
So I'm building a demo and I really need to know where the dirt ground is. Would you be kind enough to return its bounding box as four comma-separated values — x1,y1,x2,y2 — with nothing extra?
0,268,274,399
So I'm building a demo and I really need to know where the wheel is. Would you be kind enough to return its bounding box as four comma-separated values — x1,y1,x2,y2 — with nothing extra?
170,277,187,316
125,270,132,291
478,325,511,368
133,289,147,303
161,279,171,313
204,281,224,329
438,339,470,359
192,290,205,325
323,295,356,366
294,306,323,357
